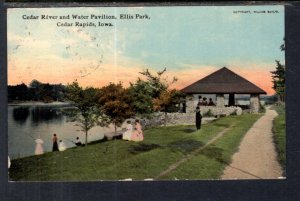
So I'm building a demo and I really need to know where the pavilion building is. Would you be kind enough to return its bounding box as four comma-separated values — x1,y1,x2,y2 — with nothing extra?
181,67,266,113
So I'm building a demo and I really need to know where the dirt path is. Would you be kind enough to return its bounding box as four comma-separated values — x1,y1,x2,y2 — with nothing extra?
221,107,283,179
155,124,235,179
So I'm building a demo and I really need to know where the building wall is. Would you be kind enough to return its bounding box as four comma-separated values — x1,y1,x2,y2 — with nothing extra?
141,106,242,127
250,94,260,113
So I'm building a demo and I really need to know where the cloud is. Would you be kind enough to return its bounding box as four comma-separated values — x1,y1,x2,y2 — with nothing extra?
8,32,52,52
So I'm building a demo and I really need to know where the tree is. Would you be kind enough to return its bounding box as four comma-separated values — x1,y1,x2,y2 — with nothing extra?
65,81,106,146
8,83,29,101
29,79,43,101
280,37,285,51
128,79,154,117
40,83,54,103
128,68,178,117
153,89,184,126
139,67,177,98
139,68,182,126
97,83,134,135
271,60,285,102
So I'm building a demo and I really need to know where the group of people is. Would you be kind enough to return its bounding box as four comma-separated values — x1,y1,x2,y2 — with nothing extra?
34,134,83,155
198,96,215,106
33,120,144,156
122,119,144,142
51,134,68,152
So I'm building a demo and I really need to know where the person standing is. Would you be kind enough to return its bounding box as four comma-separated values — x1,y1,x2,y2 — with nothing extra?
52,133,59,152
35,136,44,155
131,119,144,142
195,106,202,130
123,120,133,141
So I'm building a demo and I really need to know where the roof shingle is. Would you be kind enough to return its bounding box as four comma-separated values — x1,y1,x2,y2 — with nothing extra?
181,67,266,94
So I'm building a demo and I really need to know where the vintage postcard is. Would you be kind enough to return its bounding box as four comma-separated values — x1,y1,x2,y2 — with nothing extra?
7,5,285,181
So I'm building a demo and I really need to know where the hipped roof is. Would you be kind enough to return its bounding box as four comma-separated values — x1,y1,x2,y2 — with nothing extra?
181,67,266,94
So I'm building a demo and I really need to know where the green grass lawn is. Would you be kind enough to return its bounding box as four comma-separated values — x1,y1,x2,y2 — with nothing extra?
271,104,286,175
9,113,261,181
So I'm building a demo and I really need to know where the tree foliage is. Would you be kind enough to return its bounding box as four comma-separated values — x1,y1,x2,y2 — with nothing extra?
153,89,184,126
128,79,154,117
8,79,65,102
128,68,179,118
271,60,285,102
280,37,285,51
139,67,178,98
65,81,107,146
97,83,134,135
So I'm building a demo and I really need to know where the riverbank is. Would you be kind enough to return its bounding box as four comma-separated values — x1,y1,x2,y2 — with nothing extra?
9,113,261,181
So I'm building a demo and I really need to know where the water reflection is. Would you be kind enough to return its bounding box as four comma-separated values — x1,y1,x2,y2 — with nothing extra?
13,107,29,125
9,105,109,159
31,107,64,125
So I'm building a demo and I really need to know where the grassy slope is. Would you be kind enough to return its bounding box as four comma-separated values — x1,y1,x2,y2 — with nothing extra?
162,114,261,179
10,114,261,181
271,104,286,175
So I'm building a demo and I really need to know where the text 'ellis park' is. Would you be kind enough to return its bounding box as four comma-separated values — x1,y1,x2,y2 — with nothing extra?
22,14,150,20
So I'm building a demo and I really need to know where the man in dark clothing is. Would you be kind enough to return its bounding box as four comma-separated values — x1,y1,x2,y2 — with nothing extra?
195,106,202,130
52,133,59,151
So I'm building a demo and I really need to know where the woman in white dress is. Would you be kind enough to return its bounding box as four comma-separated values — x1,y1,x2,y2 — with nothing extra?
131,119,144,142
59,140,67,151
122,120,133,141
35,136,44,155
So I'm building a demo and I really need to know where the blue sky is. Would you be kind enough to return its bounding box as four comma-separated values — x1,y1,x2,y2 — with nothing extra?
7,6,284,94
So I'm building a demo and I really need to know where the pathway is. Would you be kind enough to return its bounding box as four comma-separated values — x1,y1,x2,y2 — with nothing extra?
221,107,283,179
155,124,235,179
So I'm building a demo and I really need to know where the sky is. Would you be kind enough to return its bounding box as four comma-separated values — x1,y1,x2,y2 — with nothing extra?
7,6,285,95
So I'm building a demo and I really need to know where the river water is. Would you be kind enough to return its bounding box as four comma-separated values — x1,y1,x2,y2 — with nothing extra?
8,104,115,159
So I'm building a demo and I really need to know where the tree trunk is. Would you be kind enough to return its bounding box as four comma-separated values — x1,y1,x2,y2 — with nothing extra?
85,130,88,146
114,123,117,136
164,112,167,127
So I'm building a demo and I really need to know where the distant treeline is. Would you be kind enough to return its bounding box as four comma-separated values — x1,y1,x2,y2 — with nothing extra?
8,80,66,103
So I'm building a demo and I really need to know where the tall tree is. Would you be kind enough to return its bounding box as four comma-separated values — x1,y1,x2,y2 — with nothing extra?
65,81,106,146
97,83,134,135
271,60,285,102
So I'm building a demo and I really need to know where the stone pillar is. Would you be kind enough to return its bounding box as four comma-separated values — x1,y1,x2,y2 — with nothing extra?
216,94,225,107
250,94,260,113
228,94,235,106
185,95,195,113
